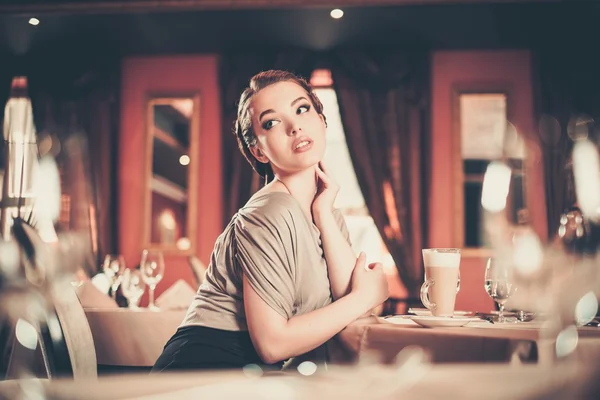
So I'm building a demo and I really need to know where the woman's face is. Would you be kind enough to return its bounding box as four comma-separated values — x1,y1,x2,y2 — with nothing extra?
248,81,326,177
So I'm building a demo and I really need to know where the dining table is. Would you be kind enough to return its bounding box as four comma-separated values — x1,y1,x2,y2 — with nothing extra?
332,315,600,365
84,308,600,371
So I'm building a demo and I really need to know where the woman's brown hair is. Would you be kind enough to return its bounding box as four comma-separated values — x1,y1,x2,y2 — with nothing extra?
234,70,326,180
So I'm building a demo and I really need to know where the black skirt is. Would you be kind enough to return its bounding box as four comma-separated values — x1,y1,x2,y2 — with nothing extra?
151,325,283,372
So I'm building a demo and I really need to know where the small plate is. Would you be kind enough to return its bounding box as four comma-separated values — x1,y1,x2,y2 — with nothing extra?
380,315,415,325
408,308,473,317
409,316,481,328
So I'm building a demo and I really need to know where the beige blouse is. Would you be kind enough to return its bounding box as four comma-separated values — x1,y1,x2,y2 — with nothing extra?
181,191,350,331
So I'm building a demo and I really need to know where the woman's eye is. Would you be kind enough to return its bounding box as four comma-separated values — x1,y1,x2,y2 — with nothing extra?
297,104,311,114
262,120,280,130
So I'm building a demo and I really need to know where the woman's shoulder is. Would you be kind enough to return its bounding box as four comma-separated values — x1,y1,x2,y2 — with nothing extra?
242,191,301,218
235,191,301,230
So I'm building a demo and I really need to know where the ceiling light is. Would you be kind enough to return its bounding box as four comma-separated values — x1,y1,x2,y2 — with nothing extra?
28,18,40,26
179,155,190,166
330,9,344,19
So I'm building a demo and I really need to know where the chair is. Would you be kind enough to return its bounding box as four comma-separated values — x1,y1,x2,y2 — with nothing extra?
1,221,96,380
0,309,52,380
1,282,97,380
51,281,97,379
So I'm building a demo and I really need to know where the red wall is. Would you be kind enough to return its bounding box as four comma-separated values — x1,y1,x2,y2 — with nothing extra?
119,55,222,298
117,51,547,312
430,50,547,312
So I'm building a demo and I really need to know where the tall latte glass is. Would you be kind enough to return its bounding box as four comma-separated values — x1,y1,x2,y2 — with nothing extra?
420,248,461,317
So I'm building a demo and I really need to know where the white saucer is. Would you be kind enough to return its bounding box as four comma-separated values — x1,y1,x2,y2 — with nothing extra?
380,315,415,325
408,308,473,317
409,316,481,328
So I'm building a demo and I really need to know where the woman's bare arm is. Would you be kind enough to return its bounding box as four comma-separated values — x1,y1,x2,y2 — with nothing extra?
243,254,387,364
312,163,358,300
315,211,356,300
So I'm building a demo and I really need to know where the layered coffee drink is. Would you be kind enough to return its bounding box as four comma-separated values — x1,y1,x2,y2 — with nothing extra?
421,249,461,317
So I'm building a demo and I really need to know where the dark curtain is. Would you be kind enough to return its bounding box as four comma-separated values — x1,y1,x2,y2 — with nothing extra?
0,56,120,273
330,50,430,295
219,50,317,226
533,48,600,238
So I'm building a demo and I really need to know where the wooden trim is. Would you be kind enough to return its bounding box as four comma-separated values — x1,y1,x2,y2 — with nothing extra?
142,93,200,255
144,98,153,252
153,127,187,154
451,81,514,251
0,0,559,15
151,175,187,204
188,94,201,256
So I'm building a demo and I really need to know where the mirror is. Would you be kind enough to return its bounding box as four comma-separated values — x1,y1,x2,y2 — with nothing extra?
452,85,527,252
143,95,199,254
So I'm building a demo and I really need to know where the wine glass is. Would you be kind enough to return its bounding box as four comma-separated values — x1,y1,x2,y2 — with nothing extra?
121,268,146,309
484,258,514,323
102,254,126,299
140,250,165,311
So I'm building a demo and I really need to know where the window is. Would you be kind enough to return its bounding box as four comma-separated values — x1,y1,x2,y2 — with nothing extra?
311,70,393,272
455,90,527,250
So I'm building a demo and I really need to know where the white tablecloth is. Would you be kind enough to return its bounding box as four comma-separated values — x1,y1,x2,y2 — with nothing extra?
334,316,600,365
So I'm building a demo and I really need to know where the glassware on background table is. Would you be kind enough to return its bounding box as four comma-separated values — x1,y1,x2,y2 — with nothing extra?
121,268,146,309
102,254,126,299
484,257,515,322
140,249,165,311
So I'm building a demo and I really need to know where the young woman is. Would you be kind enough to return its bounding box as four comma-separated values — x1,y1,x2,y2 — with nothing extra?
152,70,388,372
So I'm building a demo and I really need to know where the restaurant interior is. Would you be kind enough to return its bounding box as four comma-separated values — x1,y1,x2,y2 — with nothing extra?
1,0,600,398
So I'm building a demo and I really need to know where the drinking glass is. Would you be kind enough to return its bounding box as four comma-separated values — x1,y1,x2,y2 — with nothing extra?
420,248,461,317
102,254,126,299
140,250,165,310
484,258,514,322
121,268,146,309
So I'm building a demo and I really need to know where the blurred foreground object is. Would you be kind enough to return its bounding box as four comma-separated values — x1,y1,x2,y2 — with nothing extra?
482,119,600,364
1,77,38,239
0,76,57,243
1,77,98,384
